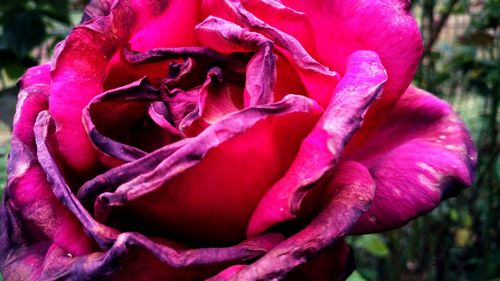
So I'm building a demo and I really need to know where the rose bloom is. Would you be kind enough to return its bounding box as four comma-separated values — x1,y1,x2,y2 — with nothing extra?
0,0,476,280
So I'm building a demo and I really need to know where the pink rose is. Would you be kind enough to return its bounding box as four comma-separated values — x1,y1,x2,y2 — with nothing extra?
0,0,476,280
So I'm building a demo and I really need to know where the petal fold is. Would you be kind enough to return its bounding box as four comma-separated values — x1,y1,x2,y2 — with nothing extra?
248,51,387,236
229,161,375,280
95,95,322,244
348,86,476,233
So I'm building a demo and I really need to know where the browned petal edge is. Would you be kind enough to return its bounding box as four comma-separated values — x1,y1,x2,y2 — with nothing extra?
7,110,289,280
207,161,375,280
247,50,387,237
92,94,321,217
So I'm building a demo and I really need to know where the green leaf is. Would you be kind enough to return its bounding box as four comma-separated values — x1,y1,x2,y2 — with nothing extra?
352,234,389,257
0,122,10,199
346,270,368,281
2,9,47,58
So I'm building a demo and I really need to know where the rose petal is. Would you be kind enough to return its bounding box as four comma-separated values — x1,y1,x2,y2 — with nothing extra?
230,161,375,280
83,78,180,164
54,232,282,280
280,0,423,143
207,241,354,281
0,241,49,281
50,0,135,175
196,16,276,106
198,68,242,124
241,0,316,53
174,66,244,136
96,95,322,244
201,0,340,107
77,137,189,210
17,64,51,90
103,0,201,89
6,85,95,255
286,240,354,281
348,86,476,233
34,111,119,248
81,0,114,22
128,0,200,52
36,110,283,275
248,51,387,236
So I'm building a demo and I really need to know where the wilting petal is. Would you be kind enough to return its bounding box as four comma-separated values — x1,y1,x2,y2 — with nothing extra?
34,111,119,248
81,0,114,22
1,241,49,281
201,0,340,107
77,139,189,210
6,232,281,281
83,78,181,164
6,85,95,255
17,64,51,90
241,0,316,53
229,161,375,280
347,86,476,233
95,95,322,244
196,16,276,106
248,51,386,236
208,241,354,281
286,240,354,281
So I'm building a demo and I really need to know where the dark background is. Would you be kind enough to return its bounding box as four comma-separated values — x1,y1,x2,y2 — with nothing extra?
0,0,498,280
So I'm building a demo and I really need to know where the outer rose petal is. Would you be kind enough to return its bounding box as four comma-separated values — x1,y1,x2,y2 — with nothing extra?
50,0,135,175
17,64,51,90
208,241,354,281
280,0,422,107
1,241,48,281
5,85,95,256
248,51,386,236
348,86,476,233
229,161,375,280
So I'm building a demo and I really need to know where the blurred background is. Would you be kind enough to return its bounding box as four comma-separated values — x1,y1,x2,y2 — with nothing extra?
0,0,498,280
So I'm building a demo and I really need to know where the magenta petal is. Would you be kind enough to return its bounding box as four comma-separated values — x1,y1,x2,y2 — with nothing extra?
49,1,135,174
281,0,422,110
17,64,51,90
208,241,354,281
34,111,119,248
0,241,49,281
248,50,387,236
77,139,189,210
201,0,340,107
127,0,200,52
230,161,375,280
196,16,276,106
103,0,201,89
241,0,316,53
5,85,94,255
349,86,476,233
96,95,322,243
82,78,180,163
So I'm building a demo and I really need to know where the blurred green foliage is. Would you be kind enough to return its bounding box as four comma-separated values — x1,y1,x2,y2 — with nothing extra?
0,0,73,84
0,0,499,280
